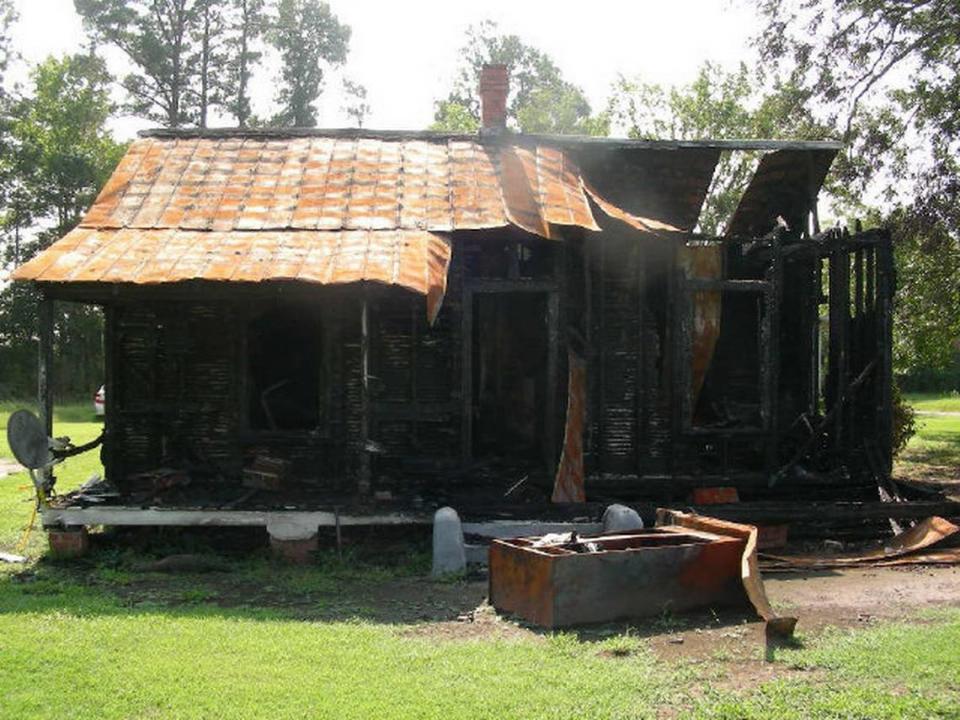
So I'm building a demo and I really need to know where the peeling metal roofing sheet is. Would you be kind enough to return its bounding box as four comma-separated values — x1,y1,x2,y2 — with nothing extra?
725,148,838,237
14,133,682,308
83,136,609,236
572,147,722,231
12,227,452,320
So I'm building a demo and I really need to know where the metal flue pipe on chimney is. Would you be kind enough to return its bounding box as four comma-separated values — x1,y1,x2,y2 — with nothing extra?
479,64,509,132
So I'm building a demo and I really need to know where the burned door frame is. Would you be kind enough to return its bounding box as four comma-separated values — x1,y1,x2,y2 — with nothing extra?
460,279,561,472
672,236,783,476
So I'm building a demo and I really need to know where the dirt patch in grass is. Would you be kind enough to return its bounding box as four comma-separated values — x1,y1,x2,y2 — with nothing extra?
401,602,538,642
0,458,24,478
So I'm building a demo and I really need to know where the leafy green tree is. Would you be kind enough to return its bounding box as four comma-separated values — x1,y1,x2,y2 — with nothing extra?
755,0,957,201
890,198,960,374
431,21,608,136
608,62,834,233
0,0,15,94
754,1,960,375
0,0,21,242
74,0,203,126
222,0,265,127
0,54,125,399
192,0,230,128
11,55,125,234
267,0,350,127
341,78,370,128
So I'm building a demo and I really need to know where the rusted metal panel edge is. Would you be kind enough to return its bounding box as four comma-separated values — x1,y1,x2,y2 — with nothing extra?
761,516,960,570
656,508,798,638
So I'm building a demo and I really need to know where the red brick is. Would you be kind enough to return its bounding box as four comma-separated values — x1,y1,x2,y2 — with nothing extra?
47,527,90,559
269,535,318,564
691,487,740,505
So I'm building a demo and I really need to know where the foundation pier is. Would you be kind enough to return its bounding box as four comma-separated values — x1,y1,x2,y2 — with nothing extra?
266,516,319,564
47,525,90,559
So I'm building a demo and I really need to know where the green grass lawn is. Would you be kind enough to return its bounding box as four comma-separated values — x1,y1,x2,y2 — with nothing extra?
896,398,960,484
0,401,103,550
2,402,960,718
905,392,960,413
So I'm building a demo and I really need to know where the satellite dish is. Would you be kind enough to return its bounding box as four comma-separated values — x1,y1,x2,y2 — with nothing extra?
6,410,51,470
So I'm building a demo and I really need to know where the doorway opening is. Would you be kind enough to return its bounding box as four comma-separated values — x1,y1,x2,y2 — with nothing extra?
472,292,549,461
247,306,321,431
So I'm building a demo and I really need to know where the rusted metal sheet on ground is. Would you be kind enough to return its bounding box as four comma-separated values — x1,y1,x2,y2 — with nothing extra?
656,509,798,638
761,516,960,570
489,523,750,628
551,350,586,503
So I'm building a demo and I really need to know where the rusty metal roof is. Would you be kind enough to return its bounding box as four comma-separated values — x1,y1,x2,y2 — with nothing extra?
573,147,723,231
16,129,842,307
13,133,682,309
81,136,617,236
12,227,452,320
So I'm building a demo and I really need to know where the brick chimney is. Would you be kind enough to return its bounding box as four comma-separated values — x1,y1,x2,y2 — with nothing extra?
479,64,509,132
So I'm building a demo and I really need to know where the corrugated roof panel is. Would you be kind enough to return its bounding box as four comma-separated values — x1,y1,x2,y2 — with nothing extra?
13,227,451,310
573,147,722,231
725,148,837,237
75,135,639,238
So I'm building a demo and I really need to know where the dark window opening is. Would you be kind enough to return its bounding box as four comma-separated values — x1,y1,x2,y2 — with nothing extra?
472,292,548,460
247,307,321,431
692,290,766,429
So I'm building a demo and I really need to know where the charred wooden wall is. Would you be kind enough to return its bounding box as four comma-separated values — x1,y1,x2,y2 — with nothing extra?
99,225,894,504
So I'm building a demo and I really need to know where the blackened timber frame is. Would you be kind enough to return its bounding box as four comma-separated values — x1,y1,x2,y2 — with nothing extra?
37,295,54,487
673,250,781,443
460,279,561,471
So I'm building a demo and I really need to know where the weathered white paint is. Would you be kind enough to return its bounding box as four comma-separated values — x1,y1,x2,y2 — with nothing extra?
41,507,604,546
42,506,430,530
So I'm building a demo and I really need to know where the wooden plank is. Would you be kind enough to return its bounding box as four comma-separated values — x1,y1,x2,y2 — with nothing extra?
583,238,594,474
460,287,474,465
37,296,54,438
684,279,768,292
764,233,783,471
359,295,371,495
876,234,895,474
102,304,117,484
36,296,55,489
828,244,850,455
545,290,560,473
635,242,646,477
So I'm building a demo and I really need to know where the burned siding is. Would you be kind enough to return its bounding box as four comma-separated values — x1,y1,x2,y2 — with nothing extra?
110,302,240,485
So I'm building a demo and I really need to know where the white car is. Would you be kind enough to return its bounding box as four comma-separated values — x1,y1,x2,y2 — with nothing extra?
94,385,105,418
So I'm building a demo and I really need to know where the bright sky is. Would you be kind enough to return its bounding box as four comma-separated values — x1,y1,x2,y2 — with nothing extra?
8,0,759,138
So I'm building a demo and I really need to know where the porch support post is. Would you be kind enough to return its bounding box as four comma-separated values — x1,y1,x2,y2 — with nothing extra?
359,294,371,496
38,295,54,486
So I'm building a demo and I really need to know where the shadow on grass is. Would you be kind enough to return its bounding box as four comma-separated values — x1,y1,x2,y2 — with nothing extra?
0,525,491,627
0,525,776,644
764,631,806,662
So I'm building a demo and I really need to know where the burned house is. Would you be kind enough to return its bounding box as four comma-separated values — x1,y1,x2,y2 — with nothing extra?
12,68,894,550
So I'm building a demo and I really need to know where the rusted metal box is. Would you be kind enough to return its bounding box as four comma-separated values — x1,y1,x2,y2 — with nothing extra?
489,527,748,628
